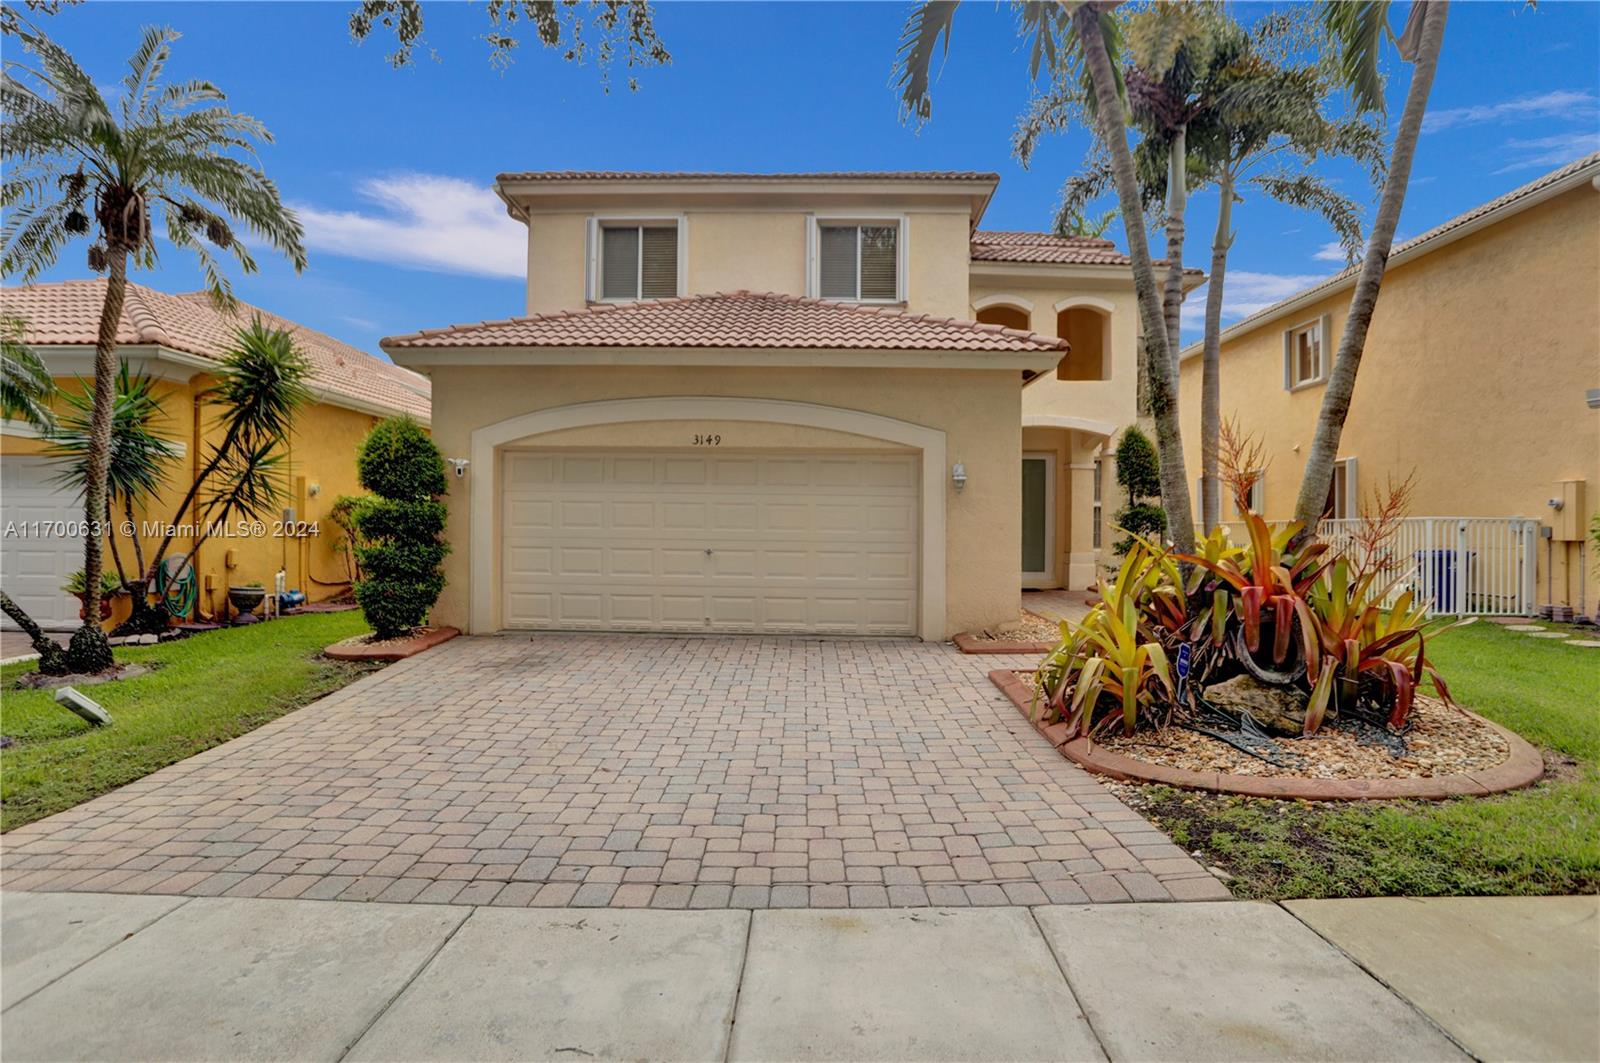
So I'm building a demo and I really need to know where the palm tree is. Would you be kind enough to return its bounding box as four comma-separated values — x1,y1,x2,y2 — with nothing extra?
2,22,306,670
1,312,54,429
1292,0,1448,531
1185,12,1385,529
898,0,1196,552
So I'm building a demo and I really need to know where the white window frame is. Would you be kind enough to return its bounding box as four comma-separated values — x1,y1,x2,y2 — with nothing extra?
585,213,688,303
1233,470,1265,518
1328,457,1359,520
1092,458,1103,550
1283,314,1331,391
806,213,908,304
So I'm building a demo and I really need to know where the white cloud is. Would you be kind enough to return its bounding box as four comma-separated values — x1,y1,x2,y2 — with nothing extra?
294,174,524,279
1493,130,1600,173
1182,269,1327,329
1423,90,1597,133
1312,241,1349,263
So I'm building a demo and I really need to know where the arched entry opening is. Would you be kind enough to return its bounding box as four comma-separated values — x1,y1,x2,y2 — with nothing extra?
1054,300,1113,381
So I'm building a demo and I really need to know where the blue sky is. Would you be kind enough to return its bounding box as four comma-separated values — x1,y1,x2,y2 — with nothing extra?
17,1,1600,355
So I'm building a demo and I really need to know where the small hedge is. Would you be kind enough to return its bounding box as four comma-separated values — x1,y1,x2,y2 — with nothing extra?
352,417,450,639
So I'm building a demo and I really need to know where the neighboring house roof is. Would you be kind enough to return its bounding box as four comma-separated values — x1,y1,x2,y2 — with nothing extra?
496,170,999,183
1180,151,1600,359
971,229,1206,275
1,279,431,420
382,290,1068,353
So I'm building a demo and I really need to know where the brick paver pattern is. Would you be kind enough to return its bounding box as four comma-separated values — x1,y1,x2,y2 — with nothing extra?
0,635,1231,908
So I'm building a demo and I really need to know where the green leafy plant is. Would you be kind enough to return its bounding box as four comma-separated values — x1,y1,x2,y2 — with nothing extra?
329,493,376,583
1113,426,1164,554
62,570,121,596
1034,542,1175,738
352,416,449,639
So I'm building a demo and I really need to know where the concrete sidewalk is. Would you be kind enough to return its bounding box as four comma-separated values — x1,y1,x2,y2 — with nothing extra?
7,892,1590,1062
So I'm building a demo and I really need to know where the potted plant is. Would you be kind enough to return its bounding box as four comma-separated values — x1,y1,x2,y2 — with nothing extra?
62,570,122,621
227,581,266,618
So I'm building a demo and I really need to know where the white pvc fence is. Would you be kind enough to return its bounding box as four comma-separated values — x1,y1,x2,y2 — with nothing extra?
1316,517,1539,617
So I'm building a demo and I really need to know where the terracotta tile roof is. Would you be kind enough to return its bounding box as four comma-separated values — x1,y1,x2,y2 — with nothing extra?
497,170,999,183
383,291,1068,353
972,229,1204,274
1180,150,1600,357
1,279,431,420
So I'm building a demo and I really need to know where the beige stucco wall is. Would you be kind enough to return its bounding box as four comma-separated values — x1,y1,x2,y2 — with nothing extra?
1177,182,1600,608
425,364,1022,638
523,208,974,321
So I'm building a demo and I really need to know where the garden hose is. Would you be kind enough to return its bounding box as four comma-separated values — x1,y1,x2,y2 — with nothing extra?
155,558,197,620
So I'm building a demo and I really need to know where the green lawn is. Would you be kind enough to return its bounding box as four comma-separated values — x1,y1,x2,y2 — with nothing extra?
1,611,376,832
1131,619,1600,899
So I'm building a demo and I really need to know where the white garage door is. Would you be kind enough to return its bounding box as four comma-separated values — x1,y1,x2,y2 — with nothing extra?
502,450,919,635
1,456,84,629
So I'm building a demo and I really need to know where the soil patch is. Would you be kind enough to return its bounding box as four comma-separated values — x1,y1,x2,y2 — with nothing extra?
14,664,153,690
1099,696,1510,780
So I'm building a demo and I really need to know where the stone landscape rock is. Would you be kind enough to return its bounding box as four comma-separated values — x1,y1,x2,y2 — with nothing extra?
1203,674,1322,736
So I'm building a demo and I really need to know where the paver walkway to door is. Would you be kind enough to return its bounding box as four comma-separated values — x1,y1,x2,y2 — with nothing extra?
0,634,1227,908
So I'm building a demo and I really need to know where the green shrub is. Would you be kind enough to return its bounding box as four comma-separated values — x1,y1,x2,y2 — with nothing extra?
1113,501,1167,555
352,417,450,639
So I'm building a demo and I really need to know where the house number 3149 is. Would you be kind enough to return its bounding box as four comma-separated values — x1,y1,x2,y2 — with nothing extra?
692,433,722,446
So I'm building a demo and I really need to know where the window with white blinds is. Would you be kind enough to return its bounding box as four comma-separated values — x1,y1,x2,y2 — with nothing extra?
817,222,900,302
599,224,678,300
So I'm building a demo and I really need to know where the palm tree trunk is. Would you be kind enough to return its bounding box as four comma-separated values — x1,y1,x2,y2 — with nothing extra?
1162,125,1188,385
1075,3,1195,553
1,591,71,676
1293,1,1448,532
1201,168,1235,530
64,248,125,673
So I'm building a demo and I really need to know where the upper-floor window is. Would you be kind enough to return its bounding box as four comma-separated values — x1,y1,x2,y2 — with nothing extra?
814,220,902,302
1326,457,1358,520
590,219,681,301
1284,316,1329,389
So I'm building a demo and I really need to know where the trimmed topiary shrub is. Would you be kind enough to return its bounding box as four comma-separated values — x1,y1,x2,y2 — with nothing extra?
352,417,450,639
1112,426,1165,555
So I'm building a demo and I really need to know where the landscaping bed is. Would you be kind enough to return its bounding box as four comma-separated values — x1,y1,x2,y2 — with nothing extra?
952,611,1058,654
325,625,459,661
0,610,377,831
1106,620,1600,898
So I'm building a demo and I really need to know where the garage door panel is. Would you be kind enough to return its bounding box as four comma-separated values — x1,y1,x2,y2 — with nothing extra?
502,450,917,634
1,457,83,629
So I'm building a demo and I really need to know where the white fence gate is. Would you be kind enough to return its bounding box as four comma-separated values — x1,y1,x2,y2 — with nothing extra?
1317,517,1539,617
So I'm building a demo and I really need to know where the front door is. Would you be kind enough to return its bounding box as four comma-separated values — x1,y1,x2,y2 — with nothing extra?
1021,452,1055,589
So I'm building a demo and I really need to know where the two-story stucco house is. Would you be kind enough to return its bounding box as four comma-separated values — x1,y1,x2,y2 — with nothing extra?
384,171,1164,639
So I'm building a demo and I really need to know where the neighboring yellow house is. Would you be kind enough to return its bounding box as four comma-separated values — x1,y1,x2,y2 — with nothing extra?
1177,152,1600,617
0,280,432,629
384,171,1161,639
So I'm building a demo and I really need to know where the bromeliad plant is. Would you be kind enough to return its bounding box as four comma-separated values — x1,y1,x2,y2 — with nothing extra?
1294,557,1456,734
1033,543,1175,738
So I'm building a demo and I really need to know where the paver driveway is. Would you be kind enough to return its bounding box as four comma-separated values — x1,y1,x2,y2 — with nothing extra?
1,635,1227,908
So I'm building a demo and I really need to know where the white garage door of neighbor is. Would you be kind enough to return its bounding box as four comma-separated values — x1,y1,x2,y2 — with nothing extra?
1,456,84,629
502,450,919,635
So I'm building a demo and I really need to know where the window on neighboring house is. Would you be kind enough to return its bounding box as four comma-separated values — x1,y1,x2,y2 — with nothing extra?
1284,317,1329,389
1092,459,1103,549
1326,458,1358,520
598,223,678,301
1234,471,1265,517
817,222,900,302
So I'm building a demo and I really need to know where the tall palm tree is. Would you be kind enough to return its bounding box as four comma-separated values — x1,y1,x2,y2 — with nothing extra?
2,22,306,670
1292,0,1448,531
898,0,1196,552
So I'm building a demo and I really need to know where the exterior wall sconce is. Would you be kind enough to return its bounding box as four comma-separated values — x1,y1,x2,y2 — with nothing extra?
951,462,968,492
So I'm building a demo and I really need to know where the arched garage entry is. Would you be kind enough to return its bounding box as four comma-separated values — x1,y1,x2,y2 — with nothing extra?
468,397,948,639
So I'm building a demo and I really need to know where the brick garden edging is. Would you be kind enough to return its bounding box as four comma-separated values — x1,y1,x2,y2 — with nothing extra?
952,611,1058,655
988,668,1545,801
325,626,460,662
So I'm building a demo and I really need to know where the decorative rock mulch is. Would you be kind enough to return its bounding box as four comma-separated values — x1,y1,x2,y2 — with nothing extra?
324,626,459,662
1096,696,1508,781
952,611,1060,655
988,668,1544,801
